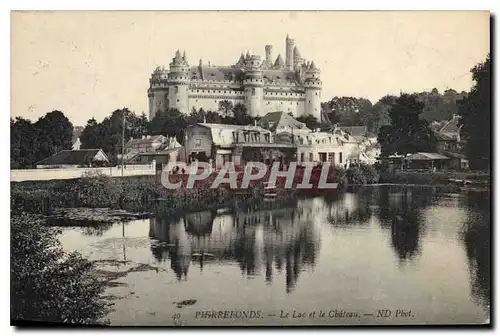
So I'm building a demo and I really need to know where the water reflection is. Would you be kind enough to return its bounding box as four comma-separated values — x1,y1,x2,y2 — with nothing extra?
375,186,437,262
460,191,491,314
149,202,321,293
55,185,491,324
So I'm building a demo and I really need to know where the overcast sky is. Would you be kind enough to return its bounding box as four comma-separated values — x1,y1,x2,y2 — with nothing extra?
11,11,490,126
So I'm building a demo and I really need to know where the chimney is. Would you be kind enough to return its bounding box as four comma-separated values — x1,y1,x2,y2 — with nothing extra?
142,135,146,139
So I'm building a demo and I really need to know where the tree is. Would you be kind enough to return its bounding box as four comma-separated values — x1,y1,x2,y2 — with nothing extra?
11,117,39,168
11,213,111,324
378,93,435,157
217,100,234,117
149,108,188,143
322,96,372,127
80,118,103,150
371,95,396,133
34,111,73,162
231,103,254,125
458,54,491,171
296,115,322,130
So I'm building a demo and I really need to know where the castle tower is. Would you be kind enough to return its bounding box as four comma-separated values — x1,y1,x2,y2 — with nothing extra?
303,60,322,120
293,46,305,69
274,53,285,69
148,66,169,120
243,54,264,117
167,49,190,114
285,35,295,70
265,45,273,68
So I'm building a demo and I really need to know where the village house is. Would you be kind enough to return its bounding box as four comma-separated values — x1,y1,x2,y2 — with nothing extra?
259,111,363,168
131,137,185,169
36,149,110,169
185,122,293,169
125,135,169,154
434,114,468,170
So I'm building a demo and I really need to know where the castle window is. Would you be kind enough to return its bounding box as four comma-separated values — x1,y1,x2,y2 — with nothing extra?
252,88,256,96
315,92,318,95
174,86,179,93
280,102,283,104
177,99,179,102
197,90,199,93
309,100,311,103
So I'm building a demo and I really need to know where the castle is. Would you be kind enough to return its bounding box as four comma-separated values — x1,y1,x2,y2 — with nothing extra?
147,35,322,121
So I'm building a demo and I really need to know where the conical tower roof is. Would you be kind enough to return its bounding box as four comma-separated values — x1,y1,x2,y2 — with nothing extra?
309,61,317,70
274,53,285,68
236,53,245,65
293,46,302,59
175,49,181,59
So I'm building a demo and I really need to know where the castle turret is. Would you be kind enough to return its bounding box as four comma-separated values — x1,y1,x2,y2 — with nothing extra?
293,46,305,69
243,54,264,117
303,60,322,120
265,45,273,68
235,53,246,67
167,49,190,114
285,35,295,70
148,66,169,120
274,53,285,69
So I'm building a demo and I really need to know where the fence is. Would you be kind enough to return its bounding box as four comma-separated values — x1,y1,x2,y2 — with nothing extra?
11,161,157,182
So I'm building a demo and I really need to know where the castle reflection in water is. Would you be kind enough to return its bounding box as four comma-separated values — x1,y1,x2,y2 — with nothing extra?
147,186,490,305
149,198,326,293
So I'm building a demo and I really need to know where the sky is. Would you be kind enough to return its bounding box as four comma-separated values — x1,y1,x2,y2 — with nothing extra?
11,11,490,126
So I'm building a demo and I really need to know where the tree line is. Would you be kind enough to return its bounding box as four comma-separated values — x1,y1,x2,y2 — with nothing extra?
11,111,74,169
375,54,490,171
321,88,467,135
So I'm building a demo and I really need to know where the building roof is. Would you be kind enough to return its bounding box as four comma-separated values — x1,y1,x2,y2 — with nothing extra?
442,151,467,160
405,152,450,161
189,65,244,82
126,135,165,146
138,147,182,156
262,69,297,84
197,123,270,133
37,149,109,166
259,111,309,132
187,64,299,85
434,131,456,141
439,115,461,135
339,126,367,137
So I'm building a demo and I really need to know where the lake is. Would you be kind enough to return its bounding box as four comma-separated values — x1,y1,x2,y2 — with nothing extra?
57,185,490,326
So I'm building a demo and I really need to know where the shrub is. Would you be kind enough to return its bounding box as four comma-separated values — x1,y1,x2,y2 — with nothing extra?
346,164,379,185
11,213,111,324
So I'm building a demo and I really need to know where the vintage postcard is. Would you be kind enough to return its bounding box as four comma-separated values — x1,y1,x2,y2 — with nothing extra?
10,11,491,327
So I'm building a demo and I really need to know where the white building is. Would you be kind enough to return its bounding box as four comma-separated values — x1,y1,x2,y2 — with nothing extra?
259,112,362,168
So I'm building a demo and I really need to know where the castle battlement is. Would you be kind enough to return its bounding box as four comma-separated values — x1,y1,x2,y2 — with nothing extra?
148,35,322,121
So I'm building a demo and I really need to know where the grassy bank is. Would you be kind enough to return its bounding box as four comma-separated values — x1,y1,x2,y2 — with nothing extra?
11,166,348,216
11,173,236,215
